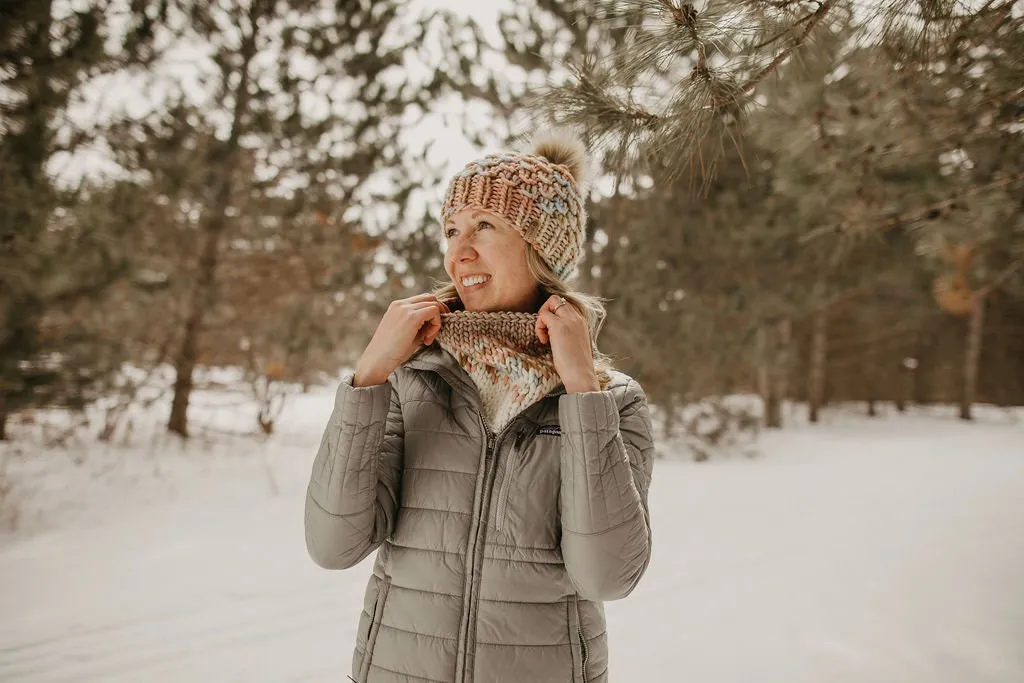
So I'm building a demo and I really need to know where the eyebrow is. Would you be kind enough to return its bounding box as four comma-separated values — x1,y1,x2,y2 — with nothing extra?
444,210,489,227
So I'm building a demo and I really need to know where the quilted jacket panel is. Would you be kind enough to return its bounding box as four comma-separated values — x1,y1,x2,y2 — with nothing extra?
305,345,654,683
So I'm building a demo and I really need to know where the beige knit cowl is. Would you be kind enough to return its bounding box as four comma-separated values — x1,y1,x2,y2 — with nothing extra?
434,310,562,433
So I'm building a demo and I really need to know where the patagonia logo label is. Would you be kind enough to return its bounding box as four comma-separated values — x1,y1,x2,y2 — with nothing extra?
537,425,562,436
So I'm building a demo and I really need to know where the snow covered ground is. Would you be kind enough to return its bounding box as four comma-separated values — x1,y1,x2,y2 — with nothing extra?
1,385,1022,683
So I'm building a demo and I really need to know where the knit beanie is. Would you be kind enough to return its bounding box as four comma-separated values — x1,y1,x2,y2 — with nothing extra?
440,131,589,281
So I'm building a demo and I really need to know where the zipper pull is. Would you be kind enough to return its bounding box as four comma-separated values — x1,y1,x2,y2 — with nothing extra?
487,433,495,452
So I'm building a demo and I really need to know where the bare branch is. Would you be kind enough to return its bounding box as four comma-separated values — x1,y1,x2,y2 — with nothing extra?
979,258,1024,298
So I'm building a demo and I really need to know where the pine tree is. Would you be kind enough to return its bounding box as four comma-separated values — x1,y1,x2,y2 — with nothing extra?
108,2,496,437
540,1,1008,181
0,1,162,439
525,1,1024,422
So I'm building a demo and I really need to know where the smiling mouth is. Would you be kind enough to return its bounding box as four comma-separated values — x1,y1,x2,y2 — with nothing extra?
460,275,491,290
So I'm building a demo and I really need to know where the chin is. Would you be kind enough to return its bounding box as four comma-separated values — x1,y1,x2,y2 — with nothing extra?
460,291,490,313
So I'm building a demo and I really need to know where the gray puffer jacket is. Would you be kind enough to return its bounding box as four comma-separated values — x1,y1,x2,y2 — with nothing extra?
305,344,655,683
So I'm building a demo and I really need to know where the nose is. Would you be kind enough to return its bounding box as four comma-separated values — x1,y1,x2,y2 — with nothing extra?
447,234,478,266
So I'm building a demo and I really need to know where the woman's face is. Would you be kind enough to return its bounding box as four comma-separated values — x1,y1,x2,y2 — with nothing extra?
443,209,541,313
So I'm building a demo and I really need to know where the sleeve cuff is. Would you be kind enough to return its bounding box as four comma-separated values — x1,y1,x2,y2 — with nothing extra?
558,390,620,434
331,371,393,427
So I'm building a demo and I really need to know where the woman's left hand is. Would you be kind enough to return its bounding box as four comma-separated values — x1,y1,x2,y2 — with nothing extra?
536,295,601,393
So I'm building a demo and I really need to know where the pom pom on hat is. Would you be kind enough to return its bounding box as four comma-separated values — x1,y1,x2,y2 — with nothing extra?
529,128,588,185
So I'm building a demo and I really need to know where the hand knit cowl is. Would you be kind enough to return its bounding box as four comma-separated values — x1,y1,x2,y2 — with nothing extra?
434,310,562,433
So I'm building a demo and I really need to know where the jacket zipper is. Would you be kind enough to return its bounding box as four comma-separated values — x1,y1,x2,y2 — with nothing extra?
574,597,589,683
459,412,513,683
359,576,392,683
494,432,522,532
578,621,589,683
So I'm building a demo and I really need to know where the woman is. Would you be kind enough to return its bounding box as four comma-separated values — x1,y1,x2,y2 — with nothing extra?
305,131,655,683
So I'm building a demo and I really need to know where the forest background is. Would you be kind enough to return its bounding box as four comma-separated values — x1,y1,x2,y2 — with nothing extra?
2,0,1022,447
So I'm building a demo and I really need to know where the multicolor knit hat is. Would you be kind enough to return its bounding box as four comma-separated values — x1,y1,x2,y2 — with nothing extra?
440,131,589,281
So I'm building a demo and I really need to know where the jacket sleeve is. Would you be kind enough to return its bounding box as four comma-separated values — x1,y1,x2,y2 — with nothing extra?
304,372,404,570
558,378,655,601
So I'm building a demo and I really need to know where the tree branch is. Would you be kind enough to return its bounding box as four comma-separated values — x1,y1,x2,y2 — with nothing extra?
978,258,1024,298
801,173,1024,241
740,0,838,95
659,1,708,76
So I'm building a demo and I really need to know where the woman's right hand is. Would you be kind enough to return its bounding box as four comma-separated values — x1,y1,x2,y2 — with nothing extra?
352,294,450,387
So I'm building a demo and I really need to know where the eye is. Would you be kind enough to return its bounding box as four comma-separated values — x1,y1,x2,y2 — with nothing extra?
444,227,457,238
478,220,494,230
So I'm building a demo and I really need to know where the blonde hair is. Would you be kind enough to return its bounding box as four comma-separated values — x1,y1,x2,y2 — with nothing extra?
433,249,615,389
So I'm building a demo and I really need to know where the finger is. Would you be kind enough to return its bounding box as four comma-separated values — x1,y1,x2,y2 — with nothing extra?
537,310,562,343
545,295,579,320
390,296,440,320
422,312,445,345
408,292,442,302
413,305,444,344
407,302,449,326
409,301,449,344
422,321,443,345
538,309,561,325
412,303,445,323
539,294,563,314
402,293,443,306
535,315,548,344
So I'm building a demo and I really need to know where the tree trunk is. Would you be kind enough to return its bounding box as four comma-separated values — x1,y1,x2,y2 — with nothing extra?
0,394,8,441
758,321,790,429
808,306,828,424
764,392,782,429
992,298,1009,407
911,331,931,404
895,362,908,412
897,338,918,413
168,32,258,437
959,295,985,421
756,327,779,428
776,319,792,426
0,0,54,437
167,246,218,437
865,336,879,417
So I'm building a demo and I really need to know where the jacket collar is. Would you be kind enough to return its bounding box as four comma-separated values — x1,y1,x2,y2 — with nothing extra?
405,344,480,408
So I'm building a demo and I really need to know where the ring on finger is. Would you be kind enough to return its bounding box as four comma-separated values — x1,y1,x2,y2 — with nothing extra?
552,296,568,312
